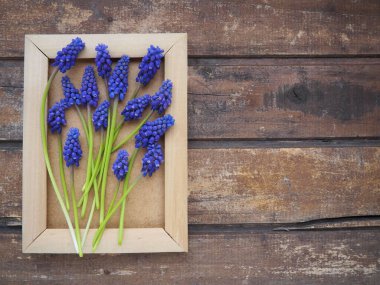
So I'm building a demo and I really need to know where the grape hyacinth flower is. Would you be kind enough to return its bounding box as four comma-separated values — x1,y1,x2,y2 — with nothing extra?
52,37,85,73
136,45,164,86
108,55,130,101
135,114,175,148
47,99,67,134
95,44,112,79
80,66,99,107
93,100,110,131
121,94,151,121
40,38,85,256
63,128,83,167
141,144,164,177
62,76,81,107
151,80,173,114
112,150,129,181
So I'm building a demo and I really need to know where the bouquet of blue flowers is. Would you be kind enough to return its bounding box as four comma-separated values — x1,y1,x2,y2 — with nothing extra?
40,38,173,256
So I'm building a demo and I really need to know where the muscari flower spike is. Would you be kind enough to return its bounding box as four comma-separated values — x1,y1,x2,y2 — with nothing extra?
93,100,110,131
136,45,164,86
135,114,175,148
62,76,81,107
108,55,130,101
141,143,164,177
95,44,112,79
112,150,129,181
63,128,83,167
52,37,85,73
47,99,67,134
80,65,99,107
151,79,173,115
121,94,151,121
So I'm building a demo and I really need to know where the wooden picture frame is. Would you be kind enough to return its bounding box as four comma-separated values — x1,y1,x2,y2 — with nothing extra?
22,34,188,253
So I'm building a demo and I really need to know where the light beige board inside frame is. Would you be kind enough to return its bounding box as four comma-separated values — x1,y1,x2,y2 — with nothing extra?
23,34,188,253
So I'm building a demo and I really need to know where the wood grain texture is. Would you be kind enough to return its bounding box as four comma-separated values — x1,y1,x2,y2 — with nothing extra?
0,147,22,219
1,0,380,57
189,58,380,139
2,58,380,141
1,229,379,284
2,146,380,224
189,147,380,224
0,60,23,140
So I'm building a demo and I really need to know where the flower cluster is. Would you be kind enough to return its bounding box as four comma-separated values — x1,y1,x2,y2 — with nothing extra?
52,37,85,73
136,45,164,86
93,100,110,131
141,144,164,177
135,114,175,148
121,94,151,121
95,44,112,79
62,76,81,107
151,80,173,114
80,66,99,107
63,128,83,167
42,38,176,255
108,55,130,101
47,100,67,134
112,150,129,181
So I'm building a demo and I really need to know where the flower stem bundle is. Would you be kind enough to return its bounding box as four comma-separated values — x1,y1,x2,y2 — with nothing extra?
41,39,174,256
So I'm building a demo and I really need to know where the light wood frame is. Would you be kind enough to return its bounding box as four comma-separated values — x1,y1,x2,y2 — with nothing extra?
23,34,188,253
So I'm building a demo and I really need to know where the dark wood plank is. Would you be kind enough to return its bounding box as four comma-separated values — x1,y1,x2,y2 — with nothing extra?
1,229,379,284
1,0,380,57
0,60,23,140
2,58,380,141
189,147,380,224
1,146,379,224
0,146,22,219
189,58,380,139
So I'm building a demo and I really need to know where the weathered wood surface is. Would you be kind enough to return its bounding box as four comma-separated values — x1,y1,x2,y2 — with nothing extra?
189,58,380,139
2,146,380,224
2,58,380,140
1,229,379,284
1,1,380,283
1,0,380,57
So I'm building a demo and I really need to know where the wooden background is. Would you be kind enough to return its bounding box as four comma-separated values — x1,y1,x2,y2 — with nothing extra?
1,0,380,284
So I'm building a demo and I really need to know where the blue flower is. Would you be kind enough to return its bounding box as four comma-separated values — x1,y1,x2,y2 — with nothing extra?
136,45,164,86
95,44,112,79
92,100,110,131
47,99,67,134
151,80,173,114
63,128,83,167
52,37,85,73
80,65,99,107
108,55,130,101
61,76,81,107
121,94,151,121
141,144,164,177
112,150,129,181
135,114,175,148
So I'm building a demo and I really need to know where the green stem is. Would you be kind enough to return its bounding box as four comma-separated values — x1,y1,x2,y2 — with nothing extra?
81,195,96,248
70,167,83,257
81,106,94,217
40,68,79,254
92,175,142,251
78,129,105,208
131,84,141,99
118,148,139,245
112,119,124,144
75,105,89,141
58,134,70,210
112,110,154,153
107,181,120,215
100,98,119,223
